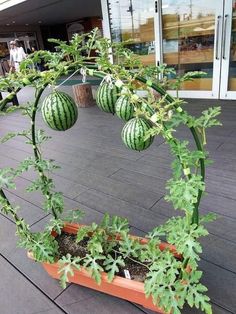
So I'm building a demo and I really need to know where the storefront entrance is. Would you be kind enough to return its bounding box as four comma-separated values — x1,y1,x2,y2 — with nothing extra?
157,0,236,99
0,32,38,59
103,0,236,99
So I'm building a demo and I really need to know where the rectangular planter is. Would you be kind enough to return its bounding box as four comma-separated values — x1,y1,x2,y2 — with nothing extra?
28,223,179,313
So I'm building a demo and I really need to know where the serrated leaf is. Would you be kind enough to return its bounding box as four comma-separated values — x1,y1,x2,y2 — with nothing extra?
58,254,82,288
76,226,91,242
103,254,125,282
119,234,142,259
63,209,85,223
83,254,105,285
0,168,15,189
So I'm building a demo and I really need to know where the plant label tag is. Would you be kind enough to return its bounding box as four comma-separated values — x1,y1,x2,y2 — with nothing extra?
124,269,131,279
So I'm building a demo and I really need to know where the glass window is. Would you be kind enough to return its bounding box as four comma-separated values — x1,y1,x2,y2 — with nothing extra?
228,0,236,91
108,0,156,65
0,42,9,58
162,0,218,90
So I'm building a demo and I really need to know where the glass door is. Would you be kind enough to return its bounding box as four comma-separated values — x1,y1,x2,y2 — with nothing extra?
106,0,156,65
220,0,236,99
158,0,223,98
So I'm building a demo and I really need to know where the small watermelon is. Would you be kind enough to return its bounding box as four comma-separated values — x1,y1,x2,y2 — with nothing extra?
115,95,134,121
96,82,120,114
41,91,78,131
121,117,154,151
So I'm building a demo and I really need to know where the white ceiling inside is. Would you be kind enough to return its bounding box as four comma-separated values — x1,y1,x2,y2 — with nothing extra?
0,0,102,26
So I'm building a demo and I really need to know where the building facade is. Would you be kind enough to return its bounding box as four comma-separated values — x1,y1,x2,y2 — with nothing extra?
101,0,236,100
0,0,235,100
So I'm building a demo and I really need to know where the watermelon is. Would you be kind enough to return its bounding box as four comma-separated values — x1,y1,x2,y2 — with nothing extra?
115,95,134,121
41,91,78,131
121,117,154,151
96,82,120,114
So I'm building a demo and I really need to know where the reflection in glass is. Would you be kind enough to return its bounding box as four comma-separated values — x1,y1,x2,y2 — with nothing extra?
162,0,218,90
228,0,236,91
108,0,155,65
0,42,9,58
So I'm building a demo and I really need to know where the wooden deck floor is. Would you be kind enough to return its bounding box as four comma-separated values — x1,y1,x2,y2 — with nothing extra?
0,87,235,314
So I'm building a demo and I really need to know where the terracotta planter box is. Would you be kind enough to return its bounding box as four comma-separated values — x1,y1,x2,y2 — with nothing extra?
28,223,180,313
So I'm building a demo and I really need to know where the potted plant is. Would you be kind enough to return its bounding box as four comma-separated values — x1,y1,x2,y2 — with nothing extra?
0,29,221,314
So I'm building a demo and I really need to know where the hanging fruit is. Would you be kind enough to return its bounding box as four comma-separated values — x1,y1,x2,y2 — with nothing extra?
41,91,78,131
96,82,120,114
121,117,154,151
115,95,134,121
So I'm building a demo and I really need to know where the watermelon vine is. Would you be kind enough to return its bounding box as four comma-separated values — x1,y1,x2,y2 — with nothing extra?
0,28,221,313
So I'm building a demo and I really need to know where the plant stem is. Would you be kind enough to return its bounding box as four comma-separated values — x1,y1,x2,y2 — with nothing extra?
0,89,20,111
31,86,58,219
31,88,44,160
0,189,33,241
136,76,205,225
112,249,150,270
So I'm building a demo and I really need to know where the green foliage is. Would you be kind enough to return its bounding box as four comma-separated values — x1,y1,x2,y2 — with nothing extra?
62,209,85,223
0,168,16,189
0,129,31,143
45,218,64,235
179,270,212,314
148,216,209,270
119,234,142,259
103,254,125,282
35,129,52,145
43,191,64,216
58,254,82,289
100,213,130,234
18,231,58,263
83,254,105,285
200,213,218,223
188,107,222,129
76,226,91,242
0,29,220,314
165,175,205,212
144,252,182,313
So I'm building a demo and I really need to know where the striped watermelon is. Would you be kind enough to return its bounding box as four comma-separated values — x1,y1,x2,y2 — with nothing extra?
121,117,154,151
115,95,134,121
96,82,120,114
41,91,78,131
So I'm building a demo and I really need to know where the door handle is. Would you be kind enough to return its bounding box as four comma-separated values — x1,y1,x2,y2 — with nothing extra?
215,15,221,60
222,14,229,60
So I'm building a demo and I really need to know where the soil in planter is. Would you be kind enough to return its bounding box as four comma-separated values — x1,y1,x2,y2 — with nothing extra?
56,232,149,282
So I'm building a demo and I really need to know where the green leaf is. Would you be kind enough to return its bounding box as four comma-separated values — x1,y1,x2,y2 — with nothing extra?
87,230,104,255
46,218,64,235
76,226,91,243
103,254,125,282
200,213,218,223
190,107,222,129
19,232,58,263
44,191,64,216
186,281,212,314
58,254,82,289
119,233,142,259
110,215,129,234
83,254,105,285
35,129,52,144
140,238,161,263
0,168,15,189
63,209,85,223
144,252,182,313
165,175,205,212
